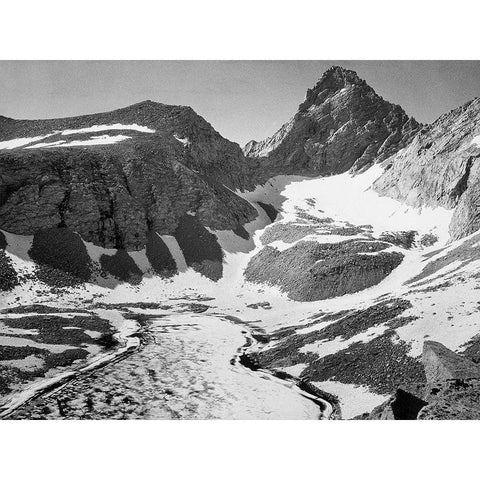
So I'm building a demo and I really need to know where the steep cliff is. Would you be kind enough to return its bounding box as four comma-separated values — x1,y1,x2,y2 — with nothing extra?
0,101,257,250
374,97,480,240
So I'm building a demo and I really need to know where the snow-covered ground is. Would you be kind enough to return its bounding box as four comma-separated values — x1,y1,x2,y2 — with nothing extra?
2,164,479,419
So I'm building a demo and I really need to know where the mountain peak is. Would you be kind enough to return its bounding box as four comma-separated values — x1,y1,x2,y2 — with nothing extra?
300,66,369,111
318,65,364,88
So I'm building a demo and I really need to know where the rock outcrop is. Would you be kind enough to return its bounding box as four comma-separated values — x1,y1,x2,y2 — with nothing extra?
362,341,480,419
244,239,404,301
374,97,480,240
245,66,420,179
0,101,257,250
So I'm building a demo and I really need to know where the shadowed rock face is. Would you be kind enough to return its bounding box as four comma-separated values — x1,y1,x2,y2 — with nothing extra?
245,66,420,179
244,239,404,301
0,101,257,250
374,98,480,240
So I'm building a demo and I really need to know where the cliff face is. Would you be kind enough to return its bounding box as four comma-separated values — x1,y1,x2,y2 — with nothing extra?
244,66,420,179
0,101,257,250
373,98,480,240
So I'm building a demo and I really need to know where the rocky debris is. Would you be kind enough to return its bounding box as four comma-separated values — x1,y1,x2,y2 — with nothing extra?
253,299,420,395
373,97,480,241
378,230,417,249
100,249,143,284
90,301,172,311
246,301,272,310
244,239,404,301
0,310,115,394
28,227,92,287
305,332,425,395
245,66,420,180
0,101,257,251
145,232,177,277
419,233,438,247
177,303,210,313
260,223,319,245
407,230,480,285
362,341,480,419
0,233,19,291
0,304,91,314
174,214,223,281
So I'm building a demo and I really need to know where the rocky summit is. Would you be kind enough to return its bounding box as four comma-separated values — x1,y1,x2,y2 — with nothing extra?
244,66,420,179
3,64,480,420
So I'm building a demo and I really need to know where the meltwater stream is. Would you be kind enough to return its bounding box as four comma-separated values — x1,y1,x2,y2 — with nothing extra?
8,313,326,420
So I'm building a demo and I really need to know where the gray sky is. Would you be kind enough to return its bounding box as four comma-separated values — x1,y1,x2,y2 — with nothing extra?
1,61,479,147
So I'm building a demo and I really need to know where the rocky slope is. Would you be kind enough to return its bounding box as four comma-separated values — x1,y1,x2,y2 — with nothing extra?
245,66,420,179
0,101,257,252
374,97,480,240
361,341,480,419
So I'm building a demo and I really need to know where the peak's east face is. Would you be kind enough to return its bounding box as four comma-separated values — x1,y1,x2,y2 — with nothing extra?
374,97,480,240
245,67,420,178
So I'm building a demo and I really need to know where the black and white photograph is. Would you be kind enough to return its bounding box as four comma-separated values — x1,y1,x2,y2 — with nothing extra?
1,1,479,479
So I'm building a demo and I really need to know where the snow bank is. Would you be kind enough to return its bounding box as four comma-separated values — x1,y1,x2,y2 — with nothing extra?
279,165,453,243
312,380,389,419
60,123,155,135
0,134,55,149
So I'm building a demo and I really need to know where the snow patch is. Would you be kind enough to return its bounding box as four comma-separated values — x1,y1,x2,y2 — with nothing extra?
173,134,190,146
471,135,480,147
312,380,389,419
29,134,131,148
60,123,155,135
0,134,56,150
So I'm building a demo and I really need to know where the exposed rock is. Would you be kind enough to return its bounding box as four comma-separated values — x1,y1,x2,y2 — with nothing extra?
422,340,480,384
378,230,417,249
244,239,404,301
363,341,480,419
374,97,480,240
0,101,257,251
245,66,420,179
246,301,272,310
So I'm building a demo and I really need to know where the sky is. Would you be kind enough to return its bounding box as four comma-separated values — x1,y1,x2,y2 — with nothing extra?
1,61,480,147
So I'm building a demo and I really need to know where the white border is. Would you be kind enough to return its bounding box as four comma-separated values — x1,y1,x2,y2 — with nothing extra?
0,0,479,60
1,1,480,479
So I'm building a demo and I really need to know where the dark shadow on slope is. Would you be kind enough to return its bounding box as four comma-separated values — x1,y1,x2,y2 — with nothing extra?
257,202,278,222
390,389,429,419
100,249,143,284
174,214,223,281
145,232,177,278
28,227,92,287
